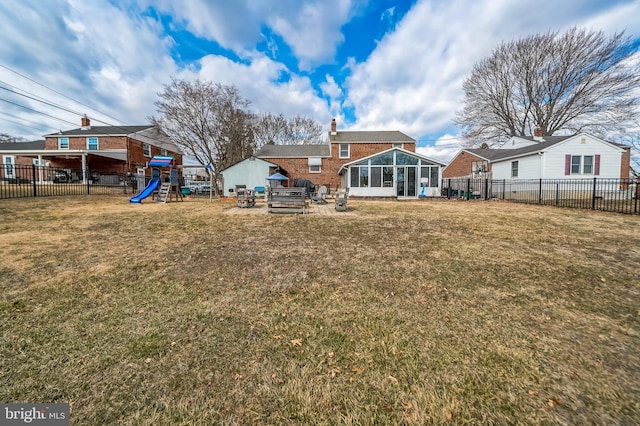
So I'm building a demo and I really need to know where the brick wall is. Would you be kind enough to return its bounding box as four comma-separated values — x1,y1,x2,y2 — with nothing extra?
262,142,418,189
620,146,631,179
43,135,182,175
442,151,488,178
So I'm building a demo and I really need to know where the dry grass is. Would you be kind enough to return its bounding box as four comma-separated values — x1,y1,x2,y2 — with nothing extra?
1,196,639,425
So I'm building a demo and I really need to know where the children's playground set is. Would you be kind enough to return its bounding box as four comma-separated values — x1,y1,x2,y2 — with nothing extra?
129,156,185,204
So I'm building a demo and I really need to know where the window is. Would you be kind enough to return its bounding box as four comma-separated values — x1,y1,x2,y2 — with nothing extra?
420,166,440,187
571,155,581,174
350,166,369,187
309,165,321,173
392,143,403,148
339,143,349,158
359,167,369,187
3,156,15,178
583,156,594,174
371,167,382,187
383,167,394,187
87,137,98,150
143,143,151,157
511,161,519,178
58,137,69,149
350,167,359,187
161,149,167,156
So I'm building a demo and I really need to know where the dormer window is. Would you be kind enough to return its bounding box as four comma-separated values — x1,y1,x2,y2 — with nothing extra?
339,143,349,158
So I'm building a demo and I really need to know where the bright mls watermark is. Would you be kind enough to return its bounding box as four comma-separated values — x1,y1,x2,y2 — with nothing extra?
1,404,69,425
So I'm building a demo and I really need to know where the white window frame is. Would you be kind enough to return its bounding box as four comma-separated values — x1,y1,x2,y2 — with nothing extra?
58,137,69,149
392,143,403,149
582,155,594,175
309,165,321,173
511,161,519,178
3,155,15,178
339,143,350,159
86,137,99,150
143,143,151,157
161,149,167,156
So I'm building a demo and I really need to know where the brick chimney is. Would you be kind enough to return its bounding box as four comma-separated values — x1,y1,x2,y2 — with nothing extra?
533,125,543,137
330,118,337,135
81,114,91,129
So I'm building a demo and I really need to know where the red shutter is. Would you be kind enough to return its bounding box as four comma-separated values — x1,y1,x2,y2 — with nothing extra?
594,154,600,175
564,155,571,175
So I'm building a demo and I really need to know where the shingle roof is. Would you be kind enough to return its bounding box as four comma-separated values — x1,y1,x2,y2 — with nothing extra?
255,144,331,158
466,137,571,161
0,140,45,150
45,125,153,137
329,131,415,143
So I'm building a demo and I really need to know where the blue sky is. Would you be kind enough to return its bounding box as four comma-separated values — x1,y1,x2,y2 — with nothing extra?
0,0,639,161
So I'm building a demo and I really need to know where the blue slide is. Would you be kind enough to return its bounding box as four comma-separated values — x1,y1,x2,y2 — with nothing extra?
129,178,160,204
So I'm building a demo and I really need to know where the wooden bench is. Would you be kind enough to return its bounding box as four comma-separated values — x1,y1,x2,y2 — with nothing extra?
267,187,307,214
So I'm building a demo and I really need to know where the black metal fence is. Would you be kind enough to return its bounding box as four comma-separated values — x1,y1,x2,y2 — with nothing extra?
0,164,141,200
442,177,640,215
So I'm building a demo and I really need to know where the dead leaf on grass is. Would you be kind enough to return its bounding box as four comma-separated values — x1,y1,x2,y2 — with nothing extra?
290,338,303,346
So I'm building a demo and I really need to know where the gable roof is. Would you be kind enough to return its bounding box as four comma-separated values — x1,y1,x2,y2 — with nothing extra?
46,125,153,137
329,130,415,143
255,144,331,158
0,140,45,150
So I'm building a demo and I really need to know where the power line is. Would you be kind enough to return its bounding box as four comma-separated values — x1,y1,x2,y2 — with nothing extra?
0,111,56,131
0,116,53,134
0,97,80,127
0,63,130,126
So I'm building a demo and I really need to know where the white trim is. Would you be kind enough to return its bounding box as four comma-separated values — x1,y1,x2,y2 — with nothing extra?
86,137,99,150
339,143,350,159
58,137,69,149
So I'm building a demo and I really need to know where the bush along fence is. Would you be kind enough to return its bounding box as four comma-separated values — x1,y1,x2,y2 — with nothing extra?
0,164,142,200
442,177,640,215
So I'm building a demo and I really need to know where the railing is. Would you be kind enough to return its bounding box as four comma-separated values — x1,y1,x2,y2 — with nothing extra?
0,164,141,199
442,177,640,215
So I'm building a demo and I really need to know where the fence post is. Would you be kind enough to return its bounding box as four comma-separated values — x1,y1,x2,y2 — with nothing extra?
538,179,542,204
466,178,471,200
555,183,559,207
86,168,91,195
31,164,37,197
484,178,489,200
635,179,638,214
447,179,451,199
591,177,597,210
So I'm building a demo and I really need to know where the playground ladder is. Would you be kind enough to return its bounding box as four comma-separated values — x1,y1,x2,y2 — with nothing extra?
156,183,171,203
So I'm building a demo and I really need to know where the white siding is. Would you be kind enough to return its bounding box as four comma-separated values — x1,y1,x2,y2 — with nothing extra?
492,155,541,179
221,158,275,196
542,135,622,179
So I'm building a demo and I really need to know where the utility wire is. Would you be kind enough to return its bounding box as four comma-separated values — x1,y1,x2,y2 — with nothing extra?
0,97,81,127
0,63,130,126
0,111,56,131
0,116,54,134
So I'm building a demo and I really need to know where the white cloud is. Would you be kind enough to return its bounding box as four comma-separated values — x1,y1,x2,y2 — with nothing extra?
345,0,640,140
416,134,462,164
194,53,332,125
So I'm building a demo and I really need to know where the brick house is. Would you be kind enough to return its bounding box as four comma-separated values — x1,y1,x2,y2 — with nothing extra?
252,119,446,198
0,116,182,183
443,131,631,180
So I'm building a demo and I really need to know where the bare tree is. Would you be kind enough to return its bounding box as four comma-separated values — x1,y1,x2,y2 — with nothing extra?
150,79,255,182
253,113,324,147
0,133,25,143
455,27,640,146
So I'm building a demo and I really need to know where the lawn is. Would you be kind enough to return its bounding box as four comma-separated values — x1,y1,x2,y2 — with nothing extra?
0,196,638,425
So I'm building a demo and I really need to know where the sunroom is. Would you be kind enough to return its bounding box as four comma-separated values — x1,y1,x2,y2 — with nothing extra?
338,148,446,198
